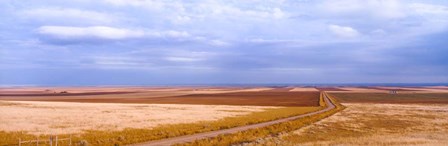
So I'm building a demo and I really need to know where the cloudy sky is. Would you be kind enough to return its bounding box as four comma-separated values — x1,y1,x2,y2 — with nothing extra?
1,0,447,85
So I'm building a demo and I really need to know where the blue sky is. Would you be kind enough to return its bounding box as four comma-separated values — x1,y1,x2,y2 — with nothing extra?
1,0,447,85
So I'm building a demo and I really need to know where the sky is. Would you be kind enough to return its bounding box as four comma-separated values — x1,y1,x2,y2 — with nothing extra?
1,0,448,85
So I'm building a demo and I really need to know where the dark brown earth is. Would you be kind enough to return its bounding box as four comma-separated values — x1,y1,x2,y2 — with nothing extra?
331,93,448,104
0,91,137,96
0,87,320,106
139,91,320,106
360,87,421,91
426,87,448,90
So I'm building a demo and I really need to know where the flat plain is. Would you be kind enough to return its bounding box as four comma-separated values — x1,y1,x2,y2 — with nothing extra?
0,87,318,106
0,86,321,145
2,86,448,146
243,87,448,146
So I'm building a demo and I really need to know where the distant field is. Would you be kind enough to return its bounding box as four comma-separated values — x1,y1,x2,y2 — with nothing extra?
262,88,294,92
428,87,448,90
361,87,422,91
142,91,320,106
0,91,137,96
315,87,347,91
0,88,320,106
331,93,448,104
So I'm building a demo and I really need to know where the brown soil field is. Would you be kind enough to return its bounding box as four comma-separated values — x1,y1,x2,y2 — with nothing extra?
424,86,448,89
336,87,386,92
0,86,244,95
331,93,448,104
327,86,448,93
0,87,319,106
425,87,448,90
0,87,153,93
135,91,320,106
0,91,137,96
361,86,421,91
0,91,192,102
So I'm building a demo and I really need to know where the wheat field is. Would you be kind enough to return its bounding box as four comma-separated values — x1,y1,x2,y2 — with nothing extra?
0,100,277,135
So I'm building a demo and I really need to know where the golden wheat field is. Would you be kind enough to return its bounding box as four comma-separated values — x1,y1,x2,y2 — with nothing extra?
0,100,277,135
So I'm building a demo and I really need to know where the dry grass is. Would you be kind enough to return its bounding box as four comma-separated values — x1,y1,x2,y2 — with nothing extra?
0,100,276,135
269,103,448,145
0,101,320,145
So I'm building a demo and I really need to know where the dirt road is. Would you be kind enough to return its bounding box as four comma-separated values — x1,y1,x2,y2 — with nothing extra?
131,92,336,146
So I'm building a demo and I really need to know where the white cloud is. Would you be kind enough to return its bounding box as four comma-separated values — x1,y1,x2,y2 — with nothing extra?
370,29,387,36
104,0,162,7
204,4,288,20
409,3,448,15
328,24,360,38
21,8,114,24
258,67,314,72
93,56,146,66
319,0,406,19
370,0,406,19
103,0,184,12
37,26,195,41
173,15,191,24
86,56,153,69
38,26,145,40
272,8,286,19
161,30,190,38
209,39,230,46
165,57,202,62
104,0,287,20
405,3,448,35
165,51,214,63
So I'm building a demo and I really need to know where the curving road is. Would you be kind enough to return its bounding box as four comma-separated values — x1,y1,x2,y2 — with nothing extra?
131,92,336,146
